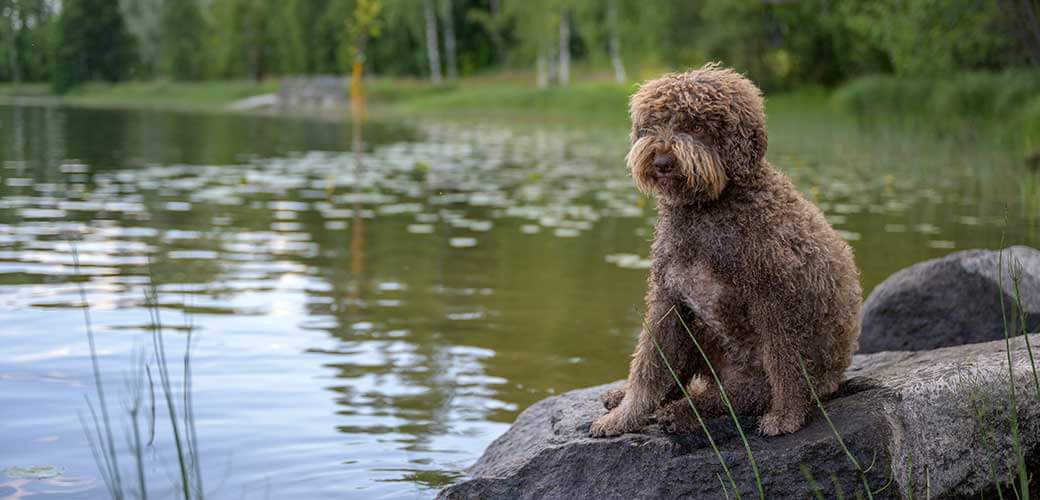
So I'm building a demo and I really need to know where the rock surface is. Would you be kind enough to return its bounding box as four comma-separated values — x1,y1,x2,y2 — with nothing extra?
439,336,1040,499
860,246,1040,353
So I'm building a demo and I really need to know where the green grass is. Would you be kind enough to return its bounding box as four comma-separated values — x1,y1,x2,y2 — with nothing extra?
0,79,277,113
0,76,635,123
832,70,1040,149
62,80,277,112
391,80,633,122
0,82,50,96
5,69,1036,149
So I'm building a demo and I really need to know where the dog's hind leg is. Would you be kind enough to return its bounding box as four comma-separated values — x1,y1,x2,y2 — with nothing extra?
654,371,770,434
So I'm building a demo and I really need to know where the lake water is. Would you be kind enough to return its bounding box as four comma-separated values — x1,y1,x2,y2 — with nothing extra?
0,102,1036,499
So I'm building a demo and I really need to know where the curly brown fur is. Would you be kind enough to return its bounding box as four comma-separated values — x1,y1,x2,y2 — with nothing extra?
589,63,861,438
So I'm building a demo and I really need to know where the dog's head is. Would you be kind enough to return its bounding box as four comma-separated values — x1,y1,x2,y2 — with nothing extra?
626,63,768,204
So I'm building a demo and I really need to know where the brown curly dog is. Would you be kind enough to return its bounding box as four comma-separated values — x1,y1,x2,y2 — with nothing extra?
590,63,861,438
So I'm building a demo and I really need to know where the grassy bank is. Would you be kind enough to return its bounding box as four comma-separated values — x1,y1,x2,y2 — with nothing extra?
382,80,633,123
833,70,1040,149
0,77,633,120
3,73,1037,149
0,80,277,112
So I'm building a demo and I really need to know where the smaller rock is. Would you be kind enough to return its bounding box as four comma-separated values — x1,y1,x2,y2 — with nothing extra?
860,246,1040,353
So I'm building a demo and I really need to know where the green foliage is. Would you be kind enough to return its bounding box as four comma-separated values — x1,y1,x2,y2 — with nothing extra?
62,80,276,110
397,80,631,122
831,76,934,116
207,0,281,80
120,0,163,77
832,69,1040,149
346,0,383,61
1,0,1037,101
366,0,427,76
0,0,56,82
842,0,1028,77
833,70,1040,121
160,0,205,80
52,0,137,93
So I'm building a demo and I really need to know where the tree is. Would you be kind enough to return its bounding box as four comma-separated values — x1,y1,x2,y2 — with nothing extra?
997,0,1040,66
160,0,206,80
440,0,458,80
466,0,506,65
423,0,442,83
52,0,136,92
208,0,286,81
843,0,1038,75
606,0,625,82
1,0,20,83
500,0,564,87
558,6,570,85
120,0,164,76
0,0,55,83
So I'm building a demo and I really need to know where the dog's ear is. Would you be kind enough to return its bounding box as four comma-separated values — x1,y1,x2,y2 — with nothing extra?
711,69,768,180
720,110,767,178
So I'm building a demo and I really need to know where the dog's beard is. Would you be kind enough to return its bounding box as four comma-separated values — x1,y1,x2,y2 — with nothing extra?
626,134,728,201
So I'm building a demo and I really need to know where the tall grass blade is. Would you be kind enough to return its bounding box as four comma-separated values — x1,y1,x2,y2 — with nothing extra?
905,454,914,500
997,245,1031,500
71,242,125,499
718,473,731,500
145,278,193,500
126,353,149,500
643,317,743,500
182,315,203,499
1009,258,1040,399
670,307,765,499
800,464,825,500
831,472,847,500
796,354,874,500
81,400,118,499
146,364,156,446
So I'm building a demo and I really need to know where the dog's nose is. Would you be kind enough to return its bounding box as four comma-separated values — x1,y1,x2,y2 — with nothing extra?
653,154,674,172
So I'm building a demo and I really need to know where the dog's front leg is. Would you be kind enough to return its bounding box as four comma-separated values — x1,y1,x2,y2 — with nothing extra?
756,313,811,436
590,299,696,437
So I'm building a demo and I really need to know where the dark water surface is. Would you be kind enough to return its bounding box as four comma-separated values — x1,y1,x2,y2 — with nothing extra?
0,103,1035,498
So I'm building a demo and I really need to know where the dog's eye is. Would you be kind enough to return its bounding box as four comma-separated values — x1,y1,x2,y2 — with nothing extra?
691,123,704,134
636,128,649,138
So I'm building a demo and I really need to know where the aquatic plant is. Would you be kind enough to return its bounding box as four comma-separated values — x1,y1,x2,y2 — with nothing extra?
74,242,204,500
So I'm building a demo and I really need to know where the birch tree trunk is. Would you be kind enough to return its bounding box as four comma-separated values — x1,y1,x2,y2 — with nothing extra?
441,0,458,80
536,51,548,89
424,0,443,84
3,2,20,83
489,0,503,64
607,0,626,83
558,9,570,85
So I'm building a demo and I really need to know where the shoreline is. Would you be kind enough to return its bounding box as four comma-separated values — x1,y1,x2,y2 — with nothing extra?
2,77,1036,155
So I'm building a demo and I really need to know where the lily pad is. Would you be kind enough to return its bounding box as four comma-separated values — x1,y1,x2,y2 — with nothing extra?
5,465,63,479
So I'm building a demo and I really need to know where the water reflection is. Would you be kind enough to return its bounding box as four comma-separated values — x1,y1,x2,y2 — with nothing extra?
0,103,1036,498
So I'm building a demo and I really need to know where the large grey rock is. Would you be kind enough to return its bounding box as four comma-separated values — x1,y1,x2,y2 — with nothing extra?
440,336,1040,499
860,246,1040,353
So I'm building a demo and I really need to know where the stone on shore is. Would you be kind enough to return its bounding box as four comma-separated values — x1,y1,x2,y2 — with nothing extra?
439,336,1040,499
859,245,1040,353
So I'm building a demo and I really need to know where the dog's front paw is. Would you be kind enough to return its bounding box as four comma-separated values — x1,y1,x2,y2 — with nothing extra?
589,411,639,438
601,387,626,410
758,411,804,436
654,400,701,434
